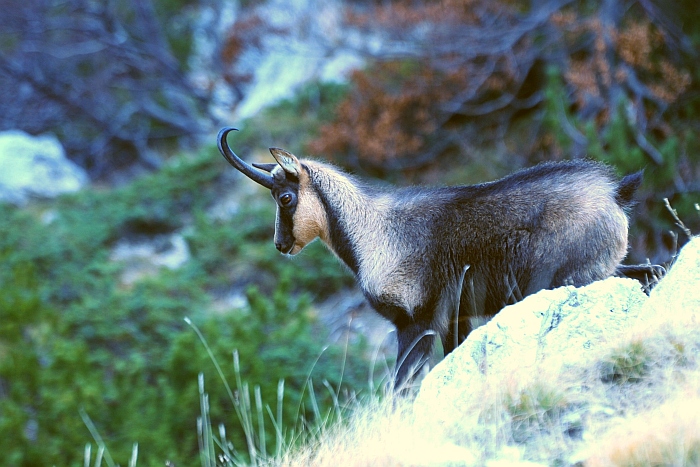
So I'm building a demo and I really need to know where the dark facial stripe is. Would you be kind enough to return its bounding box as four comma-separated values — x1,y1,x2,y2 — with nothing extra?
272,171,300,251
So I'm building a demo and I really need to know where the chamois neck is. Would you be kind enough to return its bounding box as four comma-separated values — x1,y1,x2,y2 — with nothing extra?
303,161,384,275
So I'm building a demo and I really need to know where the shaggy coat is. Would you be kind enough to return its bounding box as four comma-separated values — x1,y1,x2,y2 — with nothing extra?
218,128,642,389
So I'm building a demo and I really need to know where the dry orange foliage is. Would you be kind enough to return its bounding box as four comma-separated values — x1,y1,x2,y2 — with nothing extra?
559,14,691,116
308,62,471,169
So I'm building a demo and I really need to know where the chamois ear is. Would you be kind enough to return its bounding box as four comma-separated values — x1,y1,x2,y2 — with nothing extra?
269,148,301,176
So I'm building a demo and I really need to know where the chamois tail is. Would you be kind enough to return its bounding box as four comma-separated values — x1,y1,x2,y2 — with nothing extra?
615,170,643,209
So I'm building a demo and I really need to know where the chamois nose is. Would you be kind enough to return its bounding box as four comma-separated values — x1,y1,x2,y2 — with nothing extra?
275,241,292,253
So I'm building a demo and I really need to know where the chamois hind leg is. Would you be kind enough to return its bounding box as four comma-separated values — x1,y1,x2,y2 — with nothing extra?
616,264,666,294
394,318,437,393
552,254,617,287
550,223,628,287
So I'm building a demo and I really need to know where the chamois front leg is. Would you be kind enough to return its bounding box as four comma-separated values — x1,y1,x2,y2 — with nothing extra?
441,310,460,356
441,267,475,356
394,317,437,393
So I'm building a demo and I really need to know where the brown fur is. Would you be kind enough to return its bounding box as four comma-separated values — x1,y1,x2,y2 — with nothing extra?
225,141,642,391
290,169,329,252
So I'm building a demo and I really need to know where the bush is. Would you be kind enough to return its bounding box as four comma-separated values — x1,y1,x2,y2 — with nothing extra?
599,340,651,384
0,142,367,466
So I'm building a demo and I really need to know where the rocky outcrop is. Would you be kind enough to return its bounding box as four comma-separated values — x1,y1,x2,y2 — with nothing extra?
414,236,700,463
231,0,365,120
0,130,88,205
416,277,648,424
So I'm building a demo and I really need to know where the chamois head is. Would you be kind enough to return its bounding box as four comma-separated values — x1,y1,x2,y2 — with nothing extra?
218,127,326,256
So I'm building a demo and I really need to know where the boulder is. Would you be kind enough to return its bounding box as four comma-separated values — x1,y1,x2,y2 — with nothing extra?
0,130,88,205
638,236,700,324
414,236,700,431
109,233,191,285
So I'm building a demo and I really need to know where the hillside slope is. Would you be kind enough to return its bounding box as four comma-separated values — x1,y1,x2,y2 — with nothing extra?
280,236,700,466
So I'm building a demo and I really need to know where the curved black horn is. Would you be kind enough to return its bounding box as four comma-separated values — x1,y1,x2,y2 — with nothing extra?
218,127,274,189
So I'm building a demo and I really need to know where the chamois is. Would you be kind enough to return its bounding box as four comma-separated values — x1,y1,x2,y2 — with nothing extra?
218,127,642,390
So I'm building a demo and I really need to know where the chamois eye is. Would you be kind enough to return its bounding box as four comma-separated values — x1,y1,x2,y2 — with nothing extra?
280,193,293,206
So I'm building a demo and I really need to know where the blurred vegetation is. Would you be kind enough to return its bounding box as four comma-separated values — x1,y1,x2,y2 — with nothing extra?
0,114,369,465
0,0,214,180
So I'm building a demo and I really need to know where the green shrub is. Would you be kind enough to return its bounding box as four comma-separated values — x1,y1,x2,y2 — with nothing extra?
0,139,367,466
503,382,570,444
599,340,651,384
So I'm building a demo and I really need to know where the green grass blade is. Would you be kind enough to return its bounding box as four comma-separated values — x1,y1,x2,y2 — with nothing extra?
79,408,116,467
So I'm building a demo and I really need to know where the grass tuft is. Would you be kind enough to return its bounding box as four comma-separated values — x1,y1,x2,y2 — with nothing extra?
599,339,651,384
587,397,700,467
503,381,570,444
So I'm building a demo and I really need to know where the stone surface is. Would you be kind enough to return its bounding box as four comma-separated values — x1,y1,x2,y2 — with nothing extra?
231,0,365,120
109,233,191,285
415,276,648,427
0,130,88,205
415,236,700,434
639,236,700,324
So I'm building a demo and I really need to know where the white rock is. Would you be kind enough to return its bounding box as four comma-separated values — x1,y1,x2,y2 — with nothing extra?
110,233,190,285
231,0,365,120
414,237,700,440
0,130,88,204
415,277,647,428
639,236,700,323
